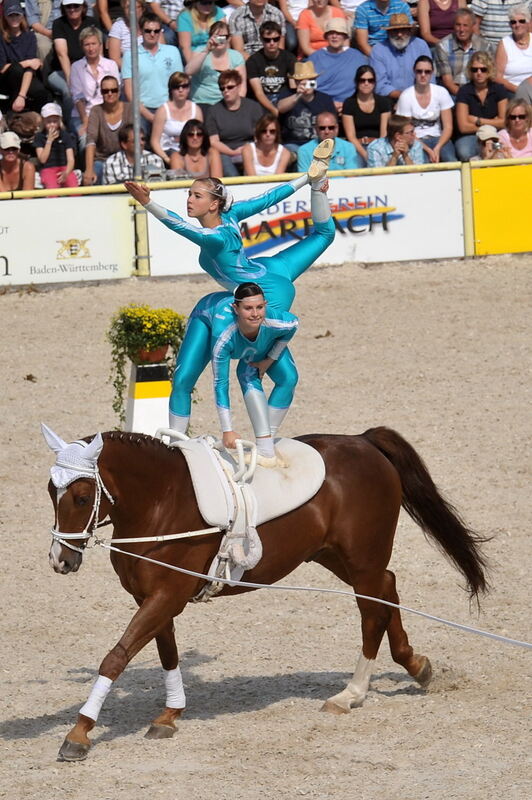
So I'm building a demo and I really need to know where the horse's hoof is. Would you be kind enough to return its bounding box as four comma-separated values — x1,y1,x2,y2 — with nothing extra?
144,723,177,740
57,738,90,762
320,699,350,715
413,655,433,688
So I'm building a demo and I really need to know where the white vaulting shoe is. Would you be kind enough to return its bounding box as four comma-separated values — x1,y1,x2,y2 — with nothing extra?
308,138,335,181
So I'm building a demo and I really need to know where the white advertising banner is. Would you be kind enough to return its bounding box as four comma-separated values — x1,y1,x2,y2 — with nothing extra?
0,195,135,286
148,170,464,277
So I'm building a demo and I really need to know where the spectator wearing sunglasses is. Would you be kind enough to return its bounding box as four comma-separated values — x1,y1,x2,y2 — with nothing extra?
122,11,183,135
297,110,361,171
470,0,522,48
172,118,222,178
498,98,532,157
342,65,392,164
150,71,203,170
454,50,508,160
308,18,368,110
396,55,456,162
495,6,532,95
143,0,182,46
246,21,295,116
229,0,286,60
205,69,263,175
84,74,133,185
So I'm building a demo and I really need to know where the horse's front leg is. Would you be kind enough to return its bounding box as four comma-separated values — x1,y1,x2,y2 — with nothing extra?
58,595,182,762
144,619,185,740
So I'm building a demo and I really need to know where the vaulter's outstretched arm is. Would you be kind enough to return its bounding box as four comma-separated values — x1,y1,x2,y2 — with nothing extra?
230,174,309,223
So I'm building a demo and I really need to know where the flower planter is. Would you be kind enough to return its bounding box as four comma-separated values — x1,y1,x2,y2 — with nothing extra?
135,345,169,364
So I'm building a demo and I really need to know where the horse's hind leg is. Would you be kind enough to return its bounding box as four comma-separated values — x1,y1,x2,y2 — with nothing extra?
321,569,390,714
321,568,432,715
145,619,185,740
384,570,432,687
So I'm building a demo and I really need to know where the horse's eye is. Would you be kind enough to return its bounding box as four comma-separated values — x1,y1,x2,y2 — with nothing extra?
74,496,90,507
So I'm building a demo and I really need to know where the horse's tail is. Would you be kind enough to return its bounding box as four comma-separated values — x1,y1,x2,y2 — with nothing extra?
362,426,489,600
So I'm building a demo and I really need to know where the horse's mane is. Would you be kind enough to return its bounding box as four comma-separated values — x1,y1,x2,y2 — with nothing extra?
102,431,171,450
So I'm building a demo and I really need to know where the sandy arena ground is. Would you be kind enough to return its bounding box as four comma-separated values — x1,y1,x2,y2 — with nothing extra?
0,254,530,800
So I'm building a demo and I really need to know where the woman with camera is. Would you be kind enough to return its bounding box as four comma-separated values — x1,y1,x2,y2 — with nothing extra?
185,20,245,107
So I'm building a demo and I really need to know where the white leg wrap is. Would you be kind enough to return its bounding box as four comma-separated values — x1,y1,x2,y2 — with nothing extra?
164,666,186,708
311,185,331,223
268,406,289,437
169,411,189,434
326,654,375,711
79,675,113,722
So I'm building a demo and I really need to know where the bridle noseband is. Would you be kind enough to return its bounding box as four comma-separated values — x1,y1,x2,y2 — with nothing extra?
51,463,115,554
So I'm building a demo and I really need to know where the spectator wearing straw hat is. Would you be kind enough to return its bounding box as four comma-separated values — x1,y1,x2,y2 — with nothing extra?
277,61,336,152
355,0,414,56
308,18,368,109
370,12,433,99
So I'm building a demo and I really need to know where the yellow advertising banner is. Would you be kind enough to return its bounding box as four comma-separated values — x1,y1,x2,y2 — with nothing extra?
471,163,532,255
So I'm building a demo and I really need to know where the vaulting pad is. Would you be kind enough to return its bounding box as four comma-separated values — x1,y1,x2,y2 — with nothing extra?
175,436,326,529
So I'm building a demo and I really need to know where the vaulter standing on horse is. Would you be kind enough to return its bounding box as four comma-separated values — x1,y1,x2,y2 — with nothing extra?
124,139,335,438
209,282,299,463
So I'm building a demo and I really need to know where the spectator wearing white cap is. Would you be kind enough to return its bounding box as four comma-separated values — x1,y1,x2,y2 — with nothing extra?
469,123,506,159
34,101,78,187
0,130,36,190
308,18,368,110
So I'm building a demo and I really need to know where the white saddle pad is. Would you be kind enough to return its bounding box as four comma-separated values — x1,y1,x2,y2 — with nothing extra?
176,436,326,529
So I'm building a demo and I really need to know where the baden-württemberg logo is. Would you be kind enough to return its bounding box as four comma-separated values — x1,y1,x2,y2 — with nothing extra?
56,239,90,259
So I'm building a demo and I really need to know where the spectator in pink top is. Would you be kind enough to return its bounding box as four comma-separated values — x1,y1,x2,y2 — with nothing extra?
498,98,532,157
69,25,120,145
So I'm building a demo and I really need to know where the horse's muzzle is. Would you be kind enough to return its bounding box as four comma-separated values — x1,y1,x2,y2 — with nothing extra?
49,540,83,574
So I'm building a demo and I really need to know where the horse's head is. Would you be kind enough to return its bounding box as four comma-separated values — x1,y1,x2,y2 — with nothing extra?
42,424,112,574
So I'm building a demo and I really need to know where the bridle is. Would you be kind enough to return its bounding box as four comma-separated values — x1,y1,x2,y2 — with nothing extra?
51,463,115,554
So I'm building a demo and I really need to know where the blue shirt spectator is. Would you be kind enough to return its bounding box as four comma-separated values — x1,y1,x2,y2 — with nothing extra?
355,0,413,55
308,18,368,105
370,17,433,98
367,114,426,165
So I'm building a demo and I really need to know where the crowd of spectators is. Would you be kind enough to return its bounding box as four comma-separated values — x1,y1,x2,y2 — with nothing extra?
0,0,531,189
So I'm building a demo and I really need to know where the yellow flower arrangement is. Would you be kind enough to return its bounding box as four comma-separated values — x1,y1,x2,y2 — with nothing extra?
107,303,187,425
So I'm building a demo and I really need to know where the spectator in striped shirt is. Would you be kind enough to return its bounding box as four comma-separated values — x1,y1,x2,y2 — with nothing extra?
434,8,490,97
102,124,165,183
354,0,414,56
470,0,523,48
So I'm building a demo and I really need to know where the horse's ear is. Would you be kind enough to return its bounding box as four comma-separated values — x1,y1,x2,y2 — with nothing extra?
84,432,104,462
41,423,69,453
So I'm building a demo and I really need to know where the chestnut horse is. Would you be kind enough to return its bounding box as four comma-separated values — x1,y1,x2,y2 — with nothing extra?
46,427,488,761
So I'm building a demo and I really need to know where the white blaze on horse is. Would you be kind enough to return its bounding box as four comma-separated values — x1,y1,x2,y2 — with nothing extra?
42,423,488,762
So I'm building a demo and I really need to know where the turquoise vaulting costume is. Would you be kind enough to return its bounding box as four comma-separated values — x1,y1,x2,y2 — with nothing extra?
144,174,335,434
210,298,299,440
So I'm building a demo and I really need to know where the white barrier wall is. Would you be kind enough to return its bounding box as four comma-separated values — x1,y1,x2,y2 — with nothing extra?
0,195,135,286
148,170,465,277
